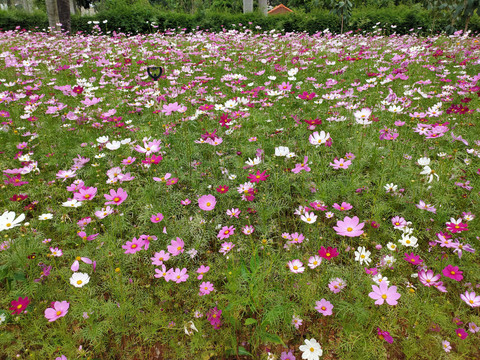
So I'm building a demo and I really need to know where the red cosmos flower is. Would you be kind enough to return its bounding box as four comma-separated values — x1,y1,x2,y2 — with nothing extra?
442,265,463,281
9,296,30,315
216,185,229,194
318,246,339,260
72,86,83,94
9,194,28,202
247,170,270,183
446,222,468,234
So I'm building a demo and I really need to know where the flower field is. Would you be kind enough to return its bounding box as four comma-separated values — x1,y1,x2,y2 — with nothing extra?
0,25,480,359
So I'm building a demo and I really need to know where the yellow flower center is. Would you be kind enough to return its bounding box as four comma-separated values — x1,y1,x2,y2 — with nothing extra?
77,280,83,285
293,266,298,270
310,347,314,352
450,271,455,275
76,256,81,261
17,304,22,309
6,223,11,227
56,311,62,316
131,244,137,249
381,294,387,299
206,202,211,207
84,194,90,199
114,197,120,202
326,253,331,257
347,227,353,232
321,306,326,311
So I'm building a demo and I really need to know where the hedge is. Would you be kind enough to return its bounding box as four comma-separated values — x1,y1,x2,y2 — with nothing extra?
0,6,478,35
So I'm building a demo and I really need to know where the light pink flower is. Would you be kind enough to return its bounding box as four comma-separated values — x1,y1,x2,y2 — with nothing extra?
104,188,128,205
333,216,364,237
198,194,216,211
44,301,69,322
217,226,235,240
288,259,305,273
167,237,184,256
151,250,170,266
368,281,401,305
315,299,333,316
460,291,480,308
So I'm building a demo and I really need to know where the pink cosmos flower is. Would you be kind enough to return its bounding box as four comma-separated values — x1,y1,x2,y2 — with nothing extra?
73,187,97,201
328,278,346,293
77,231,99,242
333,216,365,237
219,242,234,255
288,259,305,273
122,237,145,254
242,225,254,235
315,299,333,316
368,281,401,305
95,206,114,219
217,226,235,240
44,301,69,322
199,281,214,296
122,157,136,165
207,307,222,329
167,268,189,283
150,213,164,223
377,328,393,343
181,198,191,206
391,216,407,229
418,269,441,287
196,265,210,280
446,222,468,233
460,291,480,307
70,257,93,272
291,156,311,174
50,247,63,257
198,194,216,211
318,246,339,260
292,315,303,329
468,322,479,333
416,200,436,213
151,250,170,266
333,202,352,211
330,158,352,169
247,170,270,183
154,265,168,280
442,340,451,352
226,208,241,218
104,188,128,205
442,264,463,281
167,237,184,256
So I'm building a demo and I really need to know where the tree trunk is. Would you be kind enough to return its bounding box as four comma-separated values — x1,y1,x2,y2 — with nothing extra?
45,0,60,31
464,15,471,32
69,0,75,15
258,0,267,15
57,0,71,34
7,0,14,9
243,0,253,13
22,0,33,12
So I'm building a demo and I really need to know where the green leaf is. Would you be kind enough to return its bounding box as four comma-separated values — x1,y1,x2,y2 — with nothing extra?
260,331,285,345
244,318,257,326
13,272,26,281
237,346,253,356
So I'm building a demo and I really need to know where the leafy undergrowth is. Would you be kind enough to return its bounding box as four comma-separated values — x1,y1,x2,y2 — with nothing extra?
0,26,479,360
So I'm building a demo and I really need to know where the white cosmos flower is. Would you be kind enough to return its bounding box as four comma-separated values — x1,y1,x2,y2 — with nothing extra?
62,199,82,208
386,242,397,251
417,157,431,166
275,146,290,157
372,274,390,286
0,211,25,232
308,131,330,146
354,246,371,265
38,213,53,220
420,166,439,183
384,183,398,192
398,234,418,248
245,157,261,166
105,141,121,150
96,136,109,144
301,212,317,224
70,272,90,288
299,338,323,360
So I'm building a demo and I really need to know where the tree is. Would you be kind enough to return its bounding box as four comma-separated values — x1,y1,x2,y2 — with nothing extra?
330,0,353,33
45,0,60,31
243,0,253,13
57,0,71,33
259,0,268,14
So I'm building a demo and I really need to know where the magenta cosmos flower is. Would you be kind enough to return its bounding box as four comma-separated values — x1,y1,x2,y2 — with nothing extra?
333,216,365,237
9,296,30,315
217,226,235,240
368,281,401,305
442,264,463,281
73,187,97,201
377,328,393,343
315,299,334,316
456,328,468,339
404,253,423,265
44,301,69,322
104,188,128,205
198,194,216,211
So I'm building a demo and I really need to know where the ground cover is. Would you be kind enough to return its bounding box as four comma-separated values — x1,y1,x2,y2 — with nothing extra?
0,26,479,359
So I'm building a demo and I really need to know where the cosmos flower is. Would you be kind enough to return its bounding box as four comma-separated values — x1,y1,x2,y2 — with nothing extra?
333,216,364,237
